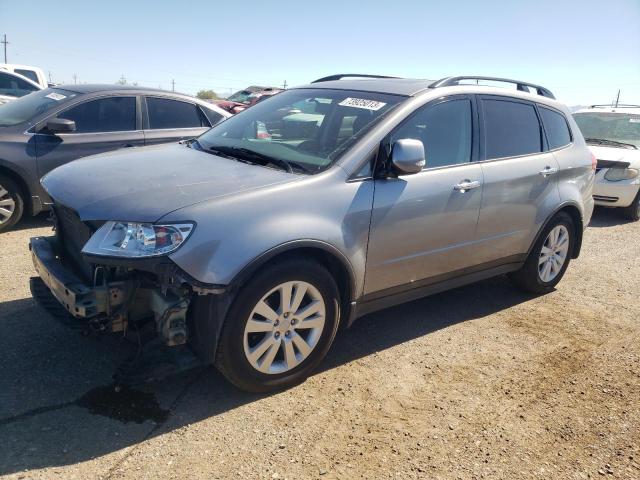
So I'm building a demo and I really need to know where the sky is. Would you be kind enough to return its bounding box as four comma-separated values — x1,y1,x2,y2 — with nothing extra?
1,0,639,106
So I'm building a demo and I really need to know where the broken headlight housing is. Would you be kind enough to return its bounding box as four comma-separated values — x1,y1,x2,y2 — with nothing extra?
82,221,195,258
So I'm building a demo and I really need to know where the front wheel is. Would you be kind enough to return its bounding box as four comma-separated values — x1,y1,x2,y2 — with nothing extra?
215,258,340,392
0,175,24,233
509,212,575,294
621,189,640,221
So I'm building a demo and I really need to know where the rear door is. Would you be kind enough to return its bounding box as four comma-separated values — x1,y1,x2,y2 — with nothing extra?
143,96,211,145
35,95,144,178
364,95,483,296
474,95,561,265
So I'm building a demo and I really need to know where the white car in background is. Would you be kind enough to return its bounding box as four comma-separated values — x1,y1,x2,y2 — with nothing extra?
574,105,640,221
0,69,43,104
0,63,48,88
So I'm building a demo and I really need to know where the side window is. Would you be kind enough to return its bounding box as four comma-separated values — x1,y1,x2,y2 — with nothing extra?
59,97,136,133
482,99,541,159
0,71,39,98
539,106,571,150
392,98,472,169
147,97,209,129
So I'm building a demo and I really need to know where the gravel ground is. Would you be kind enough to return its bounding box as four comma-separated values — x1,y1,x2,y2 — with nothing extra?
0,209,638,480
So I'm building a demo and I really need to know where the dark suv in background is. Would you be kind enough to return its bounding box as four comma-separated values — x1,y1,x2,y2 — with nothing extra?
0,85,230,231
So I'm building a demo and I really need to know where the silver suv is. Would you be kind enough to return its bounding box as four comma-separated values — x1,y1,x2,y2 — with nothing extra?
30,75,595,392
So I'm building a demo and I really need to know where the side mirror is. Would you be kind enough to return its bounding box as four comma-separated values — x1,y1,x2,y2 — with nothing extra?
391,138,425,175
46,118,76,134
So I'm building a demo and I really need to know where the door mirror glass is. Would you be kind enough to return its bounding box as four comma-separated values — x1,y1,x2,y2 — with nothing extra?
391,138,426,175
46,117,76,134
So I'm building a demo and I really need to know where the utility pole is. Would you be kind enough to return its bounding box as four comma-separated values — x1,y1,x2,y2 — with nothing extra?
282,80,288,90
171,79,175,92
73,73,78,84
615,89,620,108
1,34,8,63
48,71,53,84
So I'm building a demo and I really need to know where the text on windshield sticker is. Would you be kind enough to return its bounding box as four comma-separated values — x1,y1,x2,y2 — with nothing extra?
46,92,66,101
339,98,387,111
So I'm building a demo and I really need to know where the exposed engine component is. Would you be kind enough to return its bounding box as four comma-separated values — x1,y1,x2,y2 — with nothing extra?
150,289,190,346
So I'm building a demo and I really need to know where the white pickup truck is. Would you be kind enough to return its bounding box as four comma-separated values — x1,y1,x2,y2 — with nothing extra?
0,64,46,105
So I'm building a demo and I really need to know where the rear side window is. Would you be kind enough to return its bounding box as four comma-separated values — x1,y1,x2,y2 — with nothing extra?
59,96,136,133
15,69,39,83
482,99,541,159
201,107,224,126
392,98,472,169
539,107,571,149
147,97,209,129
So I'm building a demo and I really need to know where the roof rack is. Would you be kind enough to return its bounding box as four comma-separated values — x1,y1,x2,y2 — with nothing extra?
430,76,555,99
311,74,399,83
589,104,640,109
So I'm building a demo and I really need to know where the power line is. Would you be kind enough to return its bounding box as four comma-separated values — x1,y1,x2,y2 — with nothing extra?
1,34,8,63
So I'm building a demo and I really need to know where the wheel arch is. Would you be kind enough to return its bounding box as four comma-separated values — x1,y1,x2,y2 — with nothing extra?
528,202,584,259
229,240,357,322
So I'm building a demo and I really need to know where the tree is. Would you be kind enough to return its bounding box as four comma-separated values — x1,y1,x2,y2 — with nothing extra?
196,89,220,100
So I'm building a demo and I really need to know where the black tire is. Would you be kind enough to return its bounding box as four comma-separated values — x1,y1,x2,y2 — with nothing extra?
0,174,25,233
215,257,340,393
509,211,575,294
621,189,640,222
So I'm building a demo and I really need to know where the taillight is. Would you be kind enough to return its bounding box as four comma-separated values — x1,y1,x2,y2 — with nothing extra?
591,152,597,171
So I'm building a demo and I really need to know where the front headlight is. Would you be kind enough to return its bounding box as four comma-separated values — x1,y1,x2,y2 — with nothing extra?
81,221,194,258
604,168,639,182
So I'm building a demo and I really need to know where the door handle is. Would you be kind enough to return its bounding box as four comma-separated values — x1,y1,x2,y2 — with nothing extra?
453,180,481,192
538,166,559,177
122,143,134,148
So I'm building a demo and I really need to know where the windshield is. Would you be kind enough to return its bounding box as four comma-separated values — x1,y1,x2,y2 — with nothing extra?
197,88,404,174
573,111,640,149
0,88,78,127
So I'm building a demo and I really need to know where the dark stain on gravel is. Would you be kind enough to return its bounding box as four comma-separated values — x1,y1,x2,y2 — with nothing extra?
75,384,169,424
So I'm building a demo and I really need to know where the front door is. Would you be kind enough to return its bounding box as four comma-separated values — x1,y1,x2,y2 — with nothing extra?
35,95,144,179
364,96,483,296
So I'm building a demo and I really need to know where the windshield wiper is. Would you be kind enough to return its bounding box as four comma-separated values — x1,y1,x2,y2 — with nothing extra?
585,138,638,150
207,146,310,173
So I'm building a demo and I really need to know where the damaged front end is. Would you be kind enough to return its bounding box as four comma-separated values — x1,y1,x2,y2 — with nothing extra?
29,205,221,350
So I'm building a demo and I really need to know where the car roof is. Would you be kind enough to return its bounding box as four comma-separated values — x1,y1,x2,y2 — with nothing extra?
294,78,434,97
52,84,181,94
574,105,640,115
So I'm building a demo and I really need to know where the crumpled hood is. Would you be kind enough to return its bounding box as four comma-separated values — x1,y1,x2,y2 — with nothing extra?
588,145,640,168
41,143,297,222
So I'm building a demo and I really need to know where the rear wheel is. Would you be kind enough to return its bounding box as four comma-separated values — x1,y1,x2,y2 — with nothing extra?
621,189,640,221
0,175,24,233
215,258,340,392
509,212,575,294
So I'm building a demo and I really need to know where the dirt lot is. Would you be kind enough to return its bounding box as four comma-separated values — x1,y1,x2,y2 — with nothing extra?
0,209,638,480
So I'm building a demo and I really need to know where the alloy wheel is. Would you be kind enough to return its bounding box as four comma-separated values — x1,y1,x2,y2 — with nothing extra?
538,225,570,283
0,183,16,226
243,280,326,375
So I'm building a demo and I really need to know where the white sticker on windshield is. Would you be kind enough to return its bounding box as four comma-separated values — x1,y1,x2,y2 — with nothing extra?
629,118,640,123
339,97,387,111
45,92,66,101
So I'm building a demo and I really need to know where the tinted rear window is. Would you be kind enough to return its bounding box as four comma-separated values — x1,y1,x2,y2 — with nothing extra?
482,99,542,159
0,71,39,98
539,107,571,149
60,96,136,133
147,97,208,129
